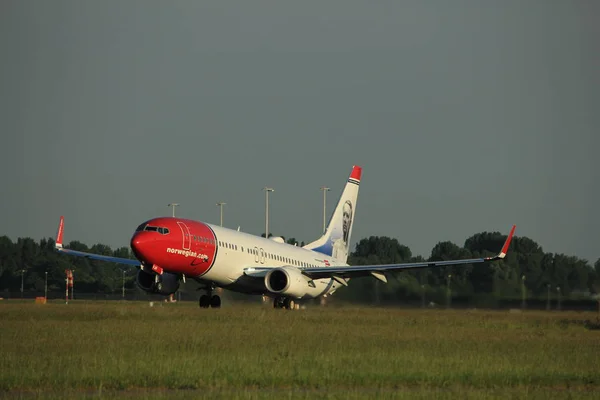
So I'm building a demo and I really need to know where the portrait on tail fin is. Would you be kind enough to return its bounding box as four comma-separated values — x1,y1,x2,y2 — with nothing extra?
332,200,353,261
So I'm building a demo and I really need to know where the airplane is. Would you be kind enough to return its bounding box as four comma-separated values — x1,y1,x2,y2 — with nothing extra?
54,165,516,310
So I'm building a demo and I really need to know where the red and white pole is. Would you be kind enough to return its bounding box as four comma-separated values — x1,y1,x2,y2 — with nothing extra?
65,269,70,304
68,270,74,300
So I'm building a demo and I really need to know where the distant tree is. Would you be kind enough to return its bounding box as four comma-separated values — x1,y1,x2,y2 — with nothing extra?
350,236,412,265
591,259,600,294
343,236,413,304
464,231,510,294
510,237,545,295
428,241,473,295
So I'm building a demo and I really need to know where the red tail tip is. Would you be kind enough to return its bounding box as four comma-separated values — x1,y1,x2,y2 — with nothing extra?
56,216,65,246
350,165,362,181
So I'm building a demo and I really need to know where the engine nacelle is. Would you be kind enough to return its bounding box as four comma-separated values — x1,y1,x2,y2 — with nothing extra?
264,267,316,299
136,270,180,296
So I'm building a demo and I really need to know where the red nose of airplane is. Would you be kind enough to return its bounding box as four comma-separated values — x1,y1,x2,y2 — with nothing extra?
130,232,150,261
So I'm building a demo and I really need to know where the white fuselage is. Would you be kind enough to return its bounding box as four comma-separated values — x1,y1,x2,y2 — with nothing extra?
200,224,345,298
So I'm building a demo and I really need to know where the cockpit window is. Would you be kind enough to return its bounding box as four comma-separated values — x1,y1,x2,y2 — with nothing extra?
143,226,170,234
135,223,147,232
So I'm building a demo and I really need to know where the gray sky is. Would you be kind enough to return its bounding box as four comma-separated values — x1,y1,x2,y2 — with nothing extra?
1,1,598,263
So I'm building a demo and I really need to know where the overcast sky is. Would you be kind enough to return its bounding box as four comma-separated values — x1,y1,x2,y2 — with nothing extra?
1,1,598,263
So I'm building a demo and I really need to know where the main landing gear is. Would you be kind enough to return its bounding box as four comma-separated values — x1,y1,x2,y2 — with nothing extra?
273,296,300,310
199,285,221,308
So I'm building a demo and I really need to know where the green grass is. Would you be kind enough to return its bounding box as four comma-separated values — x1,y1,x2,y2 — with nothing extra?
1,300,599,399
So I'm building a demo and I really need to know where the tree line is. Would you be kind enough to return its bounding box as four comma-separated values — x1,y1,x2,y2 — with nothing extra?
341,232,599,307
0,231,598,305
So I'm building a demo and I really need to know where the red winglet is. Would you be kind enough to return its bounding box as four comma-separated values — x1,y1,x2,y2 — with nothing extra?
350,165,362,181
56,216,65,248
500,225,516,257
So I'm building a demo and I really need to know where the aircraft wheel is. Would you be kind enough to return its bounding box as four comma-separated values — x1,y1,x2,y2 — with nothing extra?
286,299,295,310
210,295,221,308
199,295,210,308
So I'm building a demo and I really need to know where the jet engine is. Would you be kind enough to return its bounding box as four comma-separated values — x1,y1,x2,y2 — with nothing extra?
136,270,180,296
264,267,318,299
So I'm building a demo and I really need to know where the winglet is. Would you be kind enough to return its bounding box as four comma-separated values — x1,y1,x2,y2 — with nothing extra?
497,224,516,259
55,216,64,249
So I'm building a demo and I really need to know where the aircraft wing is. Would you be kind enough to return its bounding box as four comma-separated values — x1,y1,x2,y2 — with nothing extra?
301,225,516,282
54,216,140,267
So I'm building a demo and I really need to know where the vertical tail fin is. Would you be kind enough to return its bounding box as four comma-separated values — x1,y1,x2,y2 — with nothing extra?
303,165,362,263
56,216,65,249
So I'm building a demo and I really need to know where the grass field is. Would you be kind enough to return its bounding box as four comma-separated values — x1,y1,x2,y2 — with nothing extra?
1,300,599,399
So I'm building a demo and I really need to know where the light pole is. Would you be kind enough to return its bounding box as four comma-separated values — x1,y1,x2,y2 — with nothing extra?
556,286,561,311
263,187,274,238
44,271,48,301
320,186,330,233
446,274,452,309
20,269,25,298
122,270,125,299
546,283,551,311
421,284,425,308
167,203,179,217
216,202,226,227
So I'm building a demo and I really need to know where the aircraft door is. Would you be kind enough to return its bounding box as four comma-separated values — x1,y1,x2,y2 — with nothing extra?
177,222,192,250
